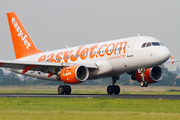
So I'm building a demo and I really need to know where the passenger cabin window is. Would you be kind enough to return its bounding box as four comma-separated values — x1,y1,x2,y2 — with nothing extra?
146,42,152,47
142,43,146,48
152,42,160,46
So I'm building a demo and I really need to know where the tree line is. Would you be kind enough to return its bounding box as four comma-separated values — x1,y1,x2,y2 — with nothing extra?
0,65,179,86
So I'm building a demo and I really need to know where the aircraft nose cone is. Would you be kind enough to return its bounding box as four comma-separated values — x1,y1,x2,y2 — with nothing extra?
158,47,170,63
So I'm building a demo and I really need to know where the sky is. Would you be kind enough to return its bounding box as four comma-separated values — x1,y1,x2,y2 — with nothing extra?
0,0,179,70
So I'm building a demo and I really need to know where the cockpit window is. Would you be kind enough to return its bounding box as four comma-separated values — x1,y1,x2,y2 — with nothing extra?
141,42,163,48
152,42,160,46
141,43,146,48
159,42,164,46
146,42,152,47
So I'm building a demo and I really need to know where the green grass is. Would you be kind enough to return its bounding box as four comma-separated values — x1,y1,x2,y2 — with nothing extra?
121,91,180,95
0,90,180,95
0,86,180,120
0,97,180,120
1,85,180,95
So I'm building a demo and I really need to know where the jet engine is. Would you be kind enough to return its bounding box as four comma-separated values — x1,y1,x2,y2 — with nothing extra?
58,65,89,84
131,66,163,84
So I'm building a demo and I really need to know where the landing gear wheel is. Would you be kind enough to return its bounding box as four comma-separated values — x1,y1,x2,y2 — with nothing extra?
107,85,120,95
58,85,65,95
114,85,120,95
140,81,145,87
65,85,71,95
144,81,148,87
107,76,120,95
140,81,148,87
107,85,113,95
58,85,72,95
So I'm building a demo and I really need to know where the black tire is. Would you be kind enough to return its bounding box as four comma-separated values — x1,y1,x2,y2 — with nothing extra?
65,85,71,95
107,85,113,95
114,85,120,95
58,86,65,95
144,81,148,87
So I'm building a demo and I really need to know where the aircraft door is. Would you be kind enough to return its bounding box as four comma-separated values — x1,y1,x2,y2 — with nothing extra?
127,39,136,57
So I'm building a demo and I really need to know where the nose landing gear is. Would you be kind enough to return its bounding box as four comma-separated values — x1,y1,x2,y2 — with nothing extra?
140,81,148,87
138,68,148,87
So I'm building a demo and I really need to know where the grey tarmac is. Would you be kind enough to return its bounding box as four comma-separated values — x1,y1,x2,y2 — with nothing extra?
0,93,180,100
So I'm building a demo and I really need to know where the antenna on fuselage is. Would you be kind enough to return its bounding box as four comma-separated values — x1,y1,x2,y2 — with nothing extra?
66,45,68,48
138,33,140,37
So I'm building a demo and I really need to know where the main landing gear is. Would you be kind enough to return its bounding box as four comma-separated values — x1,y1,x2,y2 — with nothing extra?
107,76,120,95
58,85,71,95
138,68,148,87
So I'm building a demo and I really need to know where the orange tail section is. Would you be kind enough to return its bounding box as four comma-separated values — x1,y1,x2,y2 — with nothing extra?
7,12,42,59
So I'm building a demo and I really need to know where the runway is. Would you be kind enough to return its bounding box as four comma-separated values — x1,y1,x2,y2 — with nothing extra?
0,93,180,99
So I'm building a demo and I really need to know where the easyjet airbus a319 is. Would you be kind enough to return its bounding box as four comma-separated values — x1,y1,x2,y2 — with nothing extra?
0,12,177,95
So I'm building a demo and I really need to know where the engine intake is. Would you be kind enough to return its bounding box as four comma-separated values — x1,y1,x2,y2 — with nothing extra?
59,65,89,84
150,66,163,82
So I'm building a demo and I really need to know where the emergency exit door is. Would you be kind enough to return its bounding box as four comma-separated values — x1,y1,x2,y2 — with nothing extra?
127,39,136,57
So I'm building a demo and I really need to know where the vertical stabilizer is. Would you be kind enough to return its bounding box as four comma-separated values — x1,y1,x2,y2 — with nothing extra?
7,12,42,59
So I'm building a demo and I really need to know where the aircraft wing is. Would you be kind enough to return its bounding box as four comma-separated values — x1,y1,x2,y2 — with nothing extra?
0,60,97,74
165,56,179,64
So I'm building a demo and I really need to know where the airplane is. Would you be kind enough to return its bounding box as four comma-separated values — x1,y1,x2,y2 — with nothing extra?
0,12,177,95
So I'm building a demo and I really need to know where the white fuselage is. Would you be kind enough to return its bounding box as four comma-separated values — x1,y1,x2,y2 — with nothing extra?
10,36,170,81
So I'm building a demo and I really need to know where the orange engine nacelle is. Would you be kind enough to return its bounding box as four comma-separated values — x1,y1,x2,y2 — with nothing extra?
59,65,89,84
131,66,163,84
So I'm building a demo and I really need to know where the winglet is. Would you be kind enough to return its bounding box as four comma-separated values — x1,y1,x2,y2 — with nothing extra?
165,56,179,64
7,12,42,59
170,56,175,64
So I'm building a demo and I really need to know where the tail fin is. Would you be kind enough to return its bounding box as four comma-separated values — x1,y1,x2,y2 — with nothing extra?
7,12,42,59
